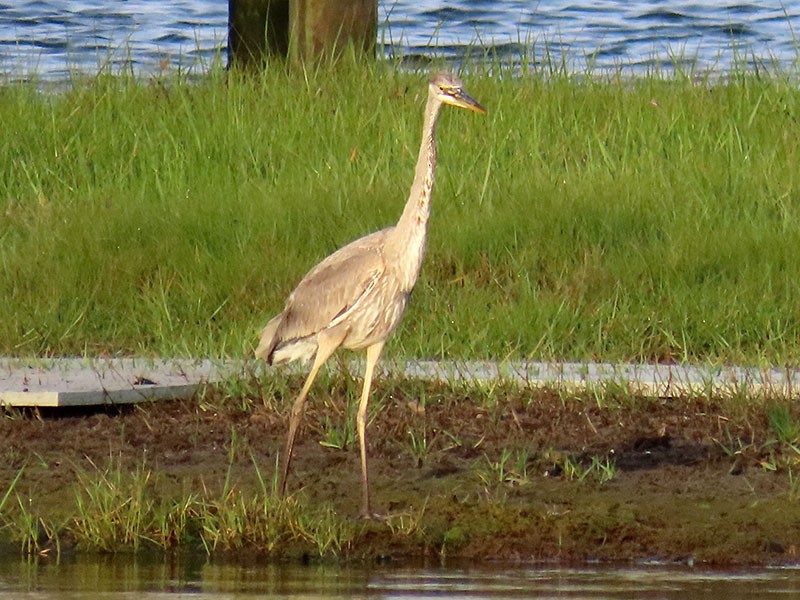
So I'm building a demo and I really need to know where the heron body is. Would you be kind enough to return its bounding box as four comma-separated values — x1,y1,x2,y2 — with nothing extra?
256,72,486,517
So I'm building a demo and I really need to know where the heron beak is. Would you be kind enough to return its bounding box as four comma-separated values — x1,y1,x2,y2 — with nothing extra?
447,89,487,115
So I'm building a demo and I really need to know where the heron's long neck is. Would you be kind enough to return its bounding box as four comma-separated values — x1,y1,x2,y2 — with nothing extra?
387,93,442,286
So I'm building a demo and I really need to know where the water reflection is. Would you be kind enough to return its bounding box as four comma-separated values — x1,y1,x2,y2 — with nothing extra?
2,554,800,599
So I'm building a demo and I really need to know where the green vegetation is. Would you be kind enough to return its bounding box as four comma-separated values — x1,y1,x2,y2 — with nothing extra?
475,447,617,489
1,59,799,364
0,449,359,557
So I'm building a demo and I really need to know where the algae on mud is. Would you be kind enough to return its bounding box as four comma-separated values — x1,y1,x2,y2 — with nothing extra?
2,375,800,565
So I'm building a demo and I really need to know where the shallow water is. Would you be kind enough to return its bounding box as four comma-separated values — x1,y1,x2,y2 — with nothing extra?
2,556,800,599
1,1,800,79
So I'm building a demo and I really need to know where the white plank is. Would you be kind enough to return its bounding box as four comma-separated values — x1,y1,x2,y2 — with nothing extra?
0,358,224,407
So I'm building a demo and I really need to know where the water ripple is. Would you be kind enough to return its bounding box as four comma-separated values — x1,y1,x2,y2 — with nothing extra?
1,0,799,80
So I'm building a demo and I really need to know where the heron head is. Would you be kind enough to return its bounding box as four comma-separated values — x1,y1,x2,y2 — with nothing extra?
429,72,487,115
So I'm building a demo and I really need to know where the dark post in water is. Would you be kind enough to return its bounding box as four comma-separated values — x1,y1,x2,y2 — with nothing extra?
290,0,376,61
228,0,376,67
228,0,289,68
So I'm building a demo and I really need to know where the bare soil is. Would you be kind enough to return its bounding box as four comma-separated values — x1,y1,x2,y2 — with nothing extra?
2,375,800,566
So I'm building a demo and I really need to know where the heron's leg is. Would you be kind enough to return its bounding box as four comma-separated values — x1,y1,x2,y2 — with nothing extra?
357,340,385,518
281,328,347,496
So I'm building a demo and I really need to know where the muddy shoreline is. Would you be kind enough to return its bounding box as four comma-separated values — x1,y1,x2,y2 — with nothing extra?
2,376,800,565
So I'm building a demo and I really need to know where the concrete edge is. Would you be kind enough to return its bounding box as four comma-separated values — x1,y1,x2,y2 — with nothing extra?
0,384,200,408
3,357,800,408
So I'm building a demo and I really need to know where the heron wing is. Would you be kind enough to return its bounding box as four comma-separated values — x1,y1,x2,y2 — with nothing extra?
271,228,391,348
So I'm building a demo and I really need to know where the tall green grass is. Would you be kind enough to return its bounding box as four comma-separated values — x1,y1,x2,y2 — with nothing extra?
1,59,799,364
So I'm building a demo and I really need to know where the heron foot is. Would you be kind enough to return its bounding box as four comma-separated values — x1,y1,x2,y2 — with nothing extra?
358,508,387,522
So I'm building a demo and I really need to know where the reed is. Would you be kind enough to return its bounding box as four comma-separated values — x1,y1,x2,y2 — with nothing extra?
71,458,155,551
57,447,357,556
0,468,59,556
1,58,799,365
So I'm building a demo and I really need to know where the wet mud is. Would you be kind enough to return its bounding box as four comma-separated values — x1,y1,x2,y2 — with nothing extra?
2,374,800,566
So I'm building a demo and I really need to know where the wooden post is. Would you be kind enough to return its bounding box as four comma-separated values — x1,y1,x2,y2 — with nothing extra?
290,0,377,62
227,0,290,68
228,0,376,67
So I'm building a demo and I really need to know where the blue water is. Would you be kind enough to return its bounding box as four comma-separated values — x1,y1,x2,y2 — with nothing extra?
386,0,800,73
1,1,799,80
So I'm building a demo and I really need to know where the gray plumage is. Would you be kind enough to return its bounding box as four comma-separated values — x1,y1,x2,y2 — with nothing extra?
256,72,486,518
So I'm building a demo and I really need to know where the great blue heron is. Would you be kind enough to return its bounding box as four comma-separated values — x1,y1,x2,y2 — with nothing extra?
256,72,486,518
